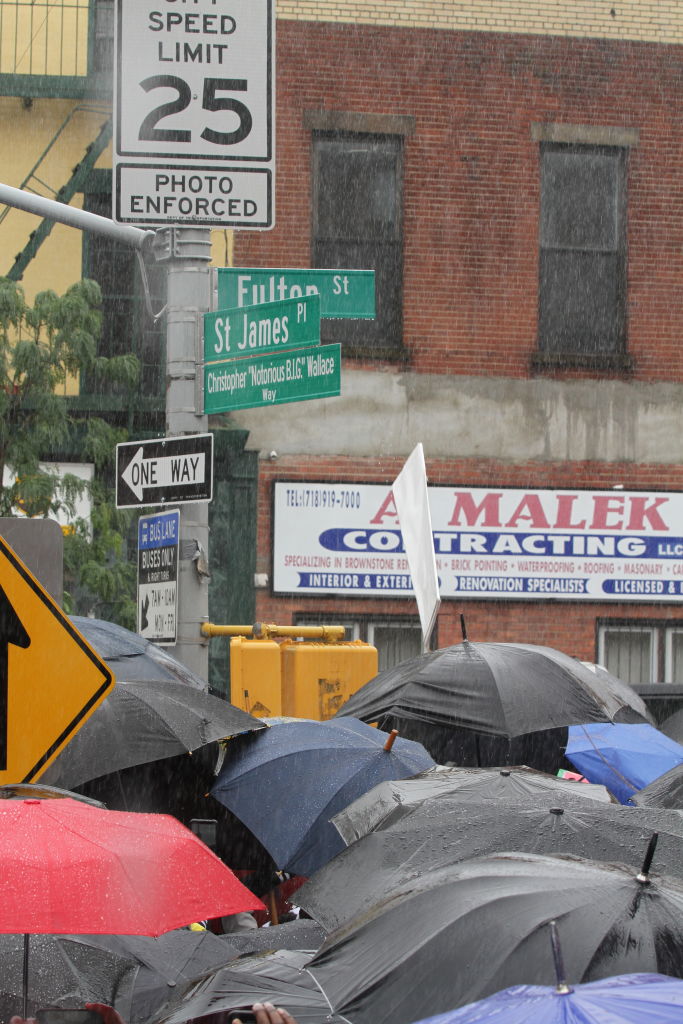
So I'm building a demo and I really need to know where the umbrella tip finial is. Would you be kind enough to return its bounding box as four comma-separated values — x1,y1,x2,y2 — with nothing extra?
460,614,468,641
383,728,399,751
549,920,573,995
636,832,659,883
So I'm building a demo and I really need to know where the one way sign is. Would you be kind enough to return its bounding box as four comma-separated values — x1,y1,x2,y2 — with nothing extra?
116,434,213,509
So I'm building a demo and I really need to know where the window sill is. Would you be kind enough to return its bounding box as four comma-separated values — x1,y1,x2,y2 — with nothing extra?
339,342,409,365
531,350,634,375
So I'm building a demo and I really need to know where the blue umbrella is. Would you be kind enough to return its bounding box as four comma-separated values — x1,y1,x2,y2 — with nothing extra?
565,723,683,804
409,973,683,1024
211,716,434,876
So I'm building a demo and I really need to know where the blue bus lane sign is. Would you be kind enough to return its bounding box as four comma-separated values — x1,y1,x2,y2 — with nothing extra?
137,509,180,645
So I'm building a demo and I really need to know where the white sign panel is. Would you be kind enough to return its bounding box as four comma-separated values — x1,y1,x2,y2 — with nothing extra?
114,0,274,228
3,462,94,535
273,483,683,602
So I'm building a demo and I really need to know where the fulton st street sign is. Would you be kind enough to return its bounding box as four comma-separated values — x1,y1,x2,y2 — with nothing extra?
204,294,321,363
214,267,375,318
204,344,341,413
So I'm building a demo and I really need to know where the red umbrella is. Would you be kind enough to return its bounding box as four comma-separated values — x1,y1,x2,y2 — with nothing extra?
0,798,264,1015
0,798,263,934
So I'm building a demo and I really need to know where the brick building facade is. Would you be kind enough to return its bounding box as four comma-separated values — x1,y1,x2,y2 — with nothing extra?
222,7,683,684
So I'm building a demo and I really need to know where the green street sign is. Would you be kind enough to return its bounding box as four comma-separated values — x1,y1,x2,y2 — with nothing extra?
215,267,375,319
204,344,341,413
204,295,320,364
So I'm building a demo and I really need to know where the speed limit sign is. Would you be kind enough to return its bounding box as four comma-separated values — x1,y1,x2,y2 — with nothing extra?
113,0,274,229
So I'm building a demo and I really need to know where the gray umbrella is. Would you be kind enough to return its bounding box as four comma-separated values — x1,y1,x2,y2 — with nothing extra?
299,801,683,931
331,765,612,845
216,920,326,955
660,708,683,745
0,934,138,1023
85,930,239,1024
150,949,342,1024
631,764,683,809
116,925,326,1023
308,848,683,1024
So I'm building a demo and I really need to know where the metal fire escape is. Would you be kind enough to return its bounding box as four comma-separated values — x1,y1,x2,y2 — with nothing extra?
2,105,112,280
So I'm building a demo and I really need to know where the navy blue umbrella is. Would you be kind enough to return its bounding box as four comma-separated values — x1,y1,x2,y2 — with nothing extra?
210,716,434,877
566,723,683,804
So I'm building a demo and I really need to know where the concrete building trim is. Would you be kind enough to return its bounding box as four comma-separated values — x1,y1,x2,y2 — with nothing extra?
228,369,683,467
277,1,683,46
531,124,640,148
303,110,416,136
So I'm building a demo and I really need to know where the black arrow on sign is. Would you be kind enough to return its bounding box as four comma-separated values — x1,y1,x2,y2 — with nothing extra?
0,585,30,771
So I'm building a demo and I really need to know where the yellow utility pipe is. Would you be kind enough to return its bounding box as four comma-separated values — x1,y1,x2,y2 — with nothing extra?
201,622,347,642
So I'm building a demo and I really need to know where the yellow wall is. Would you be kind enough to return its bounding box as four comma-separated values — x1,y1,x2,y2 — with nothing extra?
276,0,683,44
0,0,89,77
0,97,111,301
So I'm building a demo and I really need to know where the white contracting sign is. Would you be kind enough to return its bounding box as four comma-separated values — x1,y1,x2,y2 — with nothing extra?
273,483,683,602
113,0,274,228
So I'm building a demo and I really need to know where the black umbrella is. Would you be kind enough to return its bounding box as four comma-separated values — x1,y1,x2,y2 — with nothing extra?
308,844,683,1024
631,764,683,809
150,949,341,1024
71,616,207,689
299,802,683,931
0,934,138,1022
337,641,651,739
40,677,265,790
331,765,612,845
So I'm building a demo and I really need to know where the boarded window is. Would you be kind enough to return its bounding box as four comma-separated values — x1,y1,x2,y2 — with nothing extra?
312,133,403,356
538,144,627,359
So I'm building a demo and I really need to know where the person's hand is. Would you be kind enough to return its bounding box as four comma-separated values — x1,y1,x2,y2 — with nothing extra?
10,1017,37,1024
85,1004,127,1024
234,1004,298,1024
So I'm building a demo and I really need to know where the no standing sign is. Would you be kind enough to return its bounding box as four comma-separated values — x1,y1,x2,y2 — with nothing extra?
113,0,274,229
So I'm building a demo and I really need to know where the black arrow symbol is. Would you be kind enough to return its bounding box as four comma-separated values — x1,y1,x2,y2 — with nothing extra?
0,585,30,771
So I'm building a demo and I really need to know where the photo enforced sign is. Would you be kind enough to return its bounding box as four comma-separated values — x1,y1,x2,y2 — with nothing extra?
113,0,275,228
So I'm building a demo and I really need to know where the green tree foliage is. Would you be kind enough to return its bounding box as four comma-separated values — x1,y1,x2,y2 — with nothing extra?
0,277,139,627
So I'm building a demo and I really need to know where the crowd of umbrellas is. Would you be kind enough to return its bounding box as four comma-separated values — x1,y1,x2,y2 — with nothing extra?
4,616,683,1024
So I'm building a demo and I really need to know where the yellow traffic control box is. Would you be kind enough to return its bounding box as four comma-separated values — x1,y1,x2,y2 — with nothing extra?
229,635,282,718
280,640,378,720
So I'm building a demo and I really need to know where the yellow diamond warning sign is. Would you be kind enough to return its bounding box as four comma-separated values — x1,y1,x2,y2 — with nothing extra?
0,535,114,784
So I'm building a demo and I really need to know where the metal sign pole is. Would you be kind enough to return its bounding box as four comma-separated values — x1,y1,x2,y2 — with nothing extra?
153,228,212,684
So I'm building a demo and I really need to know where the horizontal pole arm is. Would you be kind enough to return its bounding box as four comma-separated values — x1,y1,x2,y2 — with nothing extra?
0,182,156,252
